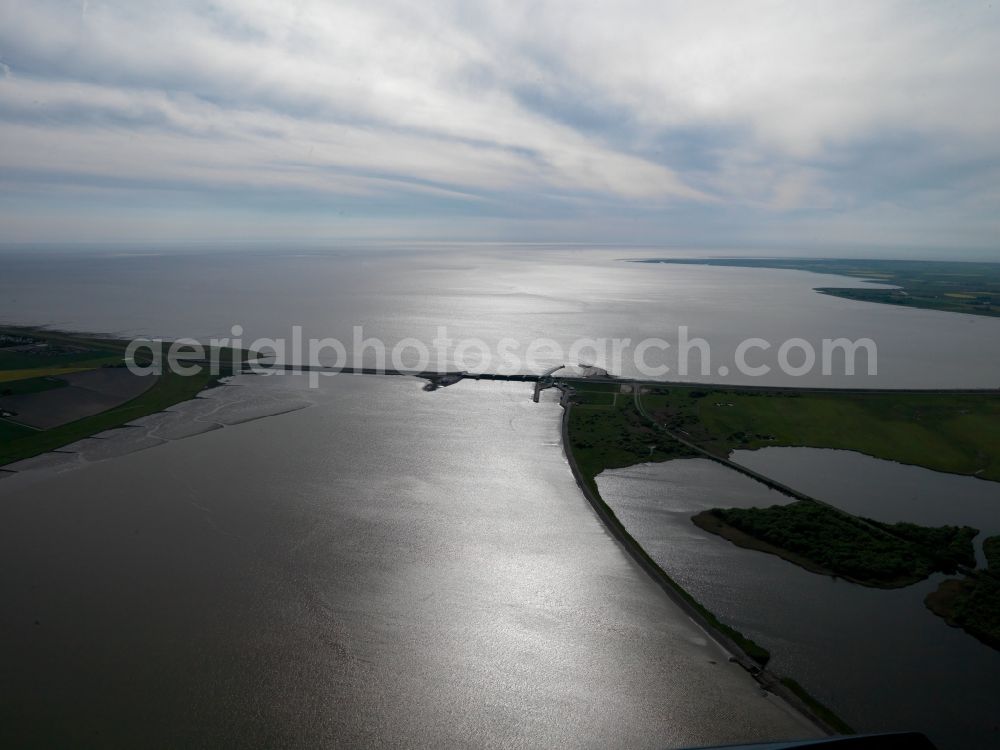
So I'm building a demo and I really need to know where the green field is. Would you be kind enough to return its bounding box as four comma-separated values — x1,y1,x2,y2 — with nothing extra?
0,419,35,442
634,258,1000,317
638,387,1000,481
567,386,696,494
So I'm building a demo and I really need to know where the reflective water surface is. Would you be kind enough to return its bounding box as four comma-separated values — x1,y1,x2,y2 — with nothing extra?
2,247,998,747
598,451,1000,750
0,376,814,748
2,246,1000,387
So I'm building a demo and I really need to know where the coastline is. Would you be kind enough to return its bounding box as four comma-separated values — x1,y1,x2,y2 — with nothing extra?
0,325,251,470
556,388,849,736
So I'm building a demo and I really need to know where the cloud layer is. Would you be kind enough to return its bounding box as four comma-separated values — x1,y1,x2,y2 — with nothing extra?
1,0,998,250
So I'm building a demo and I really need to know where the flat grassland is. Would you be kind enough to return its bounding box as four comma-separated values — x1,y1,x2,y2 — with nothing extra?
567,384,697,493
639,387,1000,481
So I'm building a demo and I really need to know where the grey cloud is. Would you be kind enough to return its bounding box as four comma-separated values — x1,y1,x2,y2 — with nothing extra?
0,0,998,249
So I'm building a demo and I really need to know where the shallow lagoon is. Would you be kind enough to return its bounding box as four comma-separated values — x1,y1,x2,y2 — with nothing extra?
599,448,1000,749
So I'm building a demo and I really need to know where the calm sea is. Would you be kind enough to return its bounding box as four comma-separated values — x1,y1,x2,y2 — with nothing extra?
1,246,998,747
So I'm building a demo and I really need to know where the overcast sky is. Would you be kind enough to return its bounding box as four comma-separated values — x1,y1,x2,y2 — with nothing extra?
1,1,998,252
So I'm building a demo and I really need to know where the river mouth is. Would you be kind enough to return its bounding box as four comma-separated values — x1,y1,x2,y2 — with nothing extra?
0,375,814,749
597,449,1000,750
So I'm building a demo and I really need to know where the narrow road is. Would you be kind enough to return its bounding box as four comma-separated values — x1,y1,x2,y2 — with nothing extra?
631,388,818,503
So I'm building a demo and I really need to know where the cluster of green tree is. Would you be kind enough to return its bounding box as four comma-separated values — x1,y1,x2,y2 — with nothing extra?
926,535,1000,650
705,501,977,586
869,520,978,569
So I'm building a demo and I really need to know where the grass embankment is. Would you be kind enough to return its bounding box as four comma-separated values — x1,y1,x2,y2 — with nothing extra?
925,535,1000,649
779,678,854,735
564,382,859,731
0,326,252,468
638,387,1000,481
694,502,977,588
566,383,772,665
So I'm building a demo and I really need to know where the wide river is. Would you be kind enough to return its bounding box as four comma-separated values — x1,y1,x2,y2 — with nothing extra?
1,246,999,747
599,450,1000,750
0,376,815,748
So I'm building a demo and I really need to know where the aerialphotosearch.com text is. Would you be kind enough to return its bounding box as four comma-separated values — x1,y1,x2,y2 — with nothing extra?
126,325,878,386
